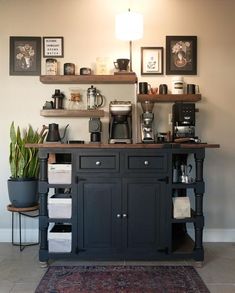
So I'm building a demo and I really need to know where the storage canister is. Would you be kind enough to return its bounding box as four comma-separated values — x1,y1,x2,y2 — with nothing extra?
172,76,184,94
46,58,57,75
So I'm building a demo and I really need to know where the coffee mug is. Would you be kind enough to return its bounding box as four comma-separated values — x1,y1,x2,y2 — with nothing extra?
187,84,200,94
114,58,130,71
159,84,168,95
139,82,151,94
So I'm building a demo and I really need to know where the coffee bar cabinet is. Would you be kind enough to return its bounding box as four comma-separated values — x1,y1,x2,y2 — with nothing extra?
33,143,219,265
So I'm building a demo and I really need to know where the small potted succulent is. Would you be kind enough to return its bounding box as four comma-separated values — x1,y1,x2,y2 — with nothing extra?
7,122,46,207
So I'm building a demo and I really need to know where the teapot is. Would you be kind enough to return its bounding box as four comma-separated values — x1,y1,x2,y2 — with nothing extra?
45,123,69,143
87,85,104,109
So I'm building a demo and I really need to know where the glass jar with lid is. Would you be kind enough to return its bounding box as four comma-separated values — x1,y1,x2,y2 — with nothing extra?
46,58,57,75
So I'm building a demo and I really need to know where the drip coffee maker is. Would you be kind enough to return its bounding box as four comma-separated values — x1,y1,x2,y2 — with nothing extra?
109,101,132,144
140,101,155,143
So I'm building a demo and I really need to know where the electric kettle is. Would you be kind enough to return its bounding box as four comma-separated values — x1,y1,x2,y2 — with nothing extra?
45,123,69,143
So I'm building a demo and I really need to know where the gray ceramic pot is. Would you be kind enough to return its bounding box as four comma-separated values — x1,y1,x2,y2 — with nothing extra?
7,178,38,208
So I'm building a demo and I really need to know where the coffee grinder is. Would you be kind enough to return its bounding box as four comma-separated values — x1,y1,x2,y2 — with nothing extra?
109,101,132,144
172,102,196,140
89,118,102,143
140,101,155,143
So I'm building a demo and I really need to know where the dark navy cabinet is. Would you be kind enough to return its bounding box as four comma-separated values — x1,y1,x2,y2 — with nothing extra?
36,144,218,265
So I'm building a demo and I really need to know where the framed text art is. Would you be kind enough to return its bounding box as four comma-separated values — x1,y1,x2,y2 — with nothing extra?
9,36,41,76
43,36,64,58
141,47,164,75
166,36,197,75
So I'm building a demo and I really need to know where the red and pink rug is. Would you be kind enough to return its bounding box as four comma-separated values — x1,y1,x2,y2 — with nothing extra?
35,265,209,293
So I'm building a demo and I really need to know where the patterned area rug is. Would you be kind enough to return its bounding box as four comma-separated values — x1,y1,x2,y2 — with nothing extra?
35,265,209,293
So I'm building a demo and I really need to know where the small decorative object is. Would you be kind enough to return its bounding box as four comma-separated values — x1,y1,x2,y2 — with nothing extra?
172,76,184,94
80,67,91,75
45,58,57,75
64,63,75,75
43,101,54,109
9,36,41,76
95,57,110,75
141,47,163,75
52,89,65,109
43,36,64,58
166,36,197,75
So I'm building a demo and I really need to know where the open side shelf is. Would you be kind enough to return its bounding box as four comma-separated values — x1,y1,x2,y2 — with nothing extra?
137,94,201,103
40,109,105,118
40,74,137,84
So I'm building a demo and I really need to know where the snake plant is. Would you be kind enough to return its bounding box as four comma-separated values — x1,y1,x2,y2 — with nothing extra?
9,122,46,179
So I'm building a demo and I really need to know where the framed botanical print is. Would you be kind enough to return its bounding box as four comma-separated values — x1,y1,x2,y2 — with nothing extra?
141,47,164,75
10,36,41,76
166,36,197,75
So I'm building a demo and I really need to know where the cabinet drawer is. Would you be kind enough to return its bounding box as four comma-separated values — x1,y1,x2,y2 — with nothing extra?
79,155,119,172
127,154,167,173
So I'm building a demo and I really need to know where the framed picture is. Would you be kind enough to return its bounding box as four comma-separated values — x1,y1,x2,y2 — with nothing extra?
43,36,64,57
9,36,41,76
141,47,164,75
166,36,197,75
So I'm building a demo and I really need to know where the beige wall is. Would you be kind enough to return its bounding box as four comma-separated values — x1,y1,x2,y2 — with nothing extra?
0,0,234,241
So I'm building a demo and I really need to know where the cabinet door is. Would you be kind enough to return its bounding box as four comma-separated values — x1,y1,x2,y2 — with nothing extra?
123,178,168,255
77,177,122,256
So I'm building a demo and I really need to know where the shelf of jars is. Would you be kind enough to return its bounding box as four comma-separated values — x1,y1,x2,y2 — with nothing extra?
137,94,201,103
40,74,137,84
40,109,105,118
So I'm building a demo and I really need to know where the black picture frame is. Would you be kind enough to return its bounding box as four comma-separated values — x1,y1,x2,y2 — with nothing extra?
10,36,41,76
141,47,164,75
43,36,64,58
166,36,197,75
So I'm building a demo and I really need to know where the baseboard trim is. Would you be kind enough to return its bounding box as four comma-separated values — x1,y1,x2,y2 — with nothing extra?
0,228,38,242
203,229,235,242
0,228,234,242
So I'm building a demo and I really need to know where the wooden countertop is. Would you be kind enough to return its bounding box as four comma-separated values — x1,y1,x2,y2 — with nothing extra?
26,143,220,149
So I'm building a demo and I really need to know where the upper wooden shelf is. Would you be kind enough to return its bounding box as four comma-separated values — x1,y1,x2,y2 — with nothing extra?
40,74,137,84
137,94,201,103
40,109,105,118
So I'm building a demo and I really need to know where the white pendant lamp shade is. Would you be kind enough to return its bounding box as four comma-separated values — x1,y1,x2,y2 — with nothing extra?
115,11,143,41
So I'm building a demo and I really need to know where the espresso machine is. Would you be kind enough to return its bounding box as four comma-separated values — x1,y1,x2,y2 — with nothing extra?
140,101,155,143
172,102,196,140
109,101,132,144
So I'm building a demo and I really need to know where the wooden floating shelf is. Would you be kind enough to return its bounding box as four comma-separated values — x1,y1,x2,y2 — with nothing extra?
40,74,137,84
137,94,201,103
40,109,105,118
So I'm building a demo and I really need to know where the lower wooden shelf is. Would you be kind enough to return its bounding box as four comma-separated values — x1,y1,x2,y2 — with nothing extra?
40,109,105,118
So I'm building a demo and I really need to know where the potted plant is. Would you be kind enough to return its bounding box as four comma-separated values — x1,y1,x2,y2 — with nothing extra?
7,122,46,208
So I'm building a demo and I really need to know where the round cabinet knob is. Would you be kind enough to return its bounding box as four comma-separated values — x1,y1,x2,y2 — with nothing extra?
117,214,121,218
122,213,127,218
95,161,101,166
144,160,149,166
